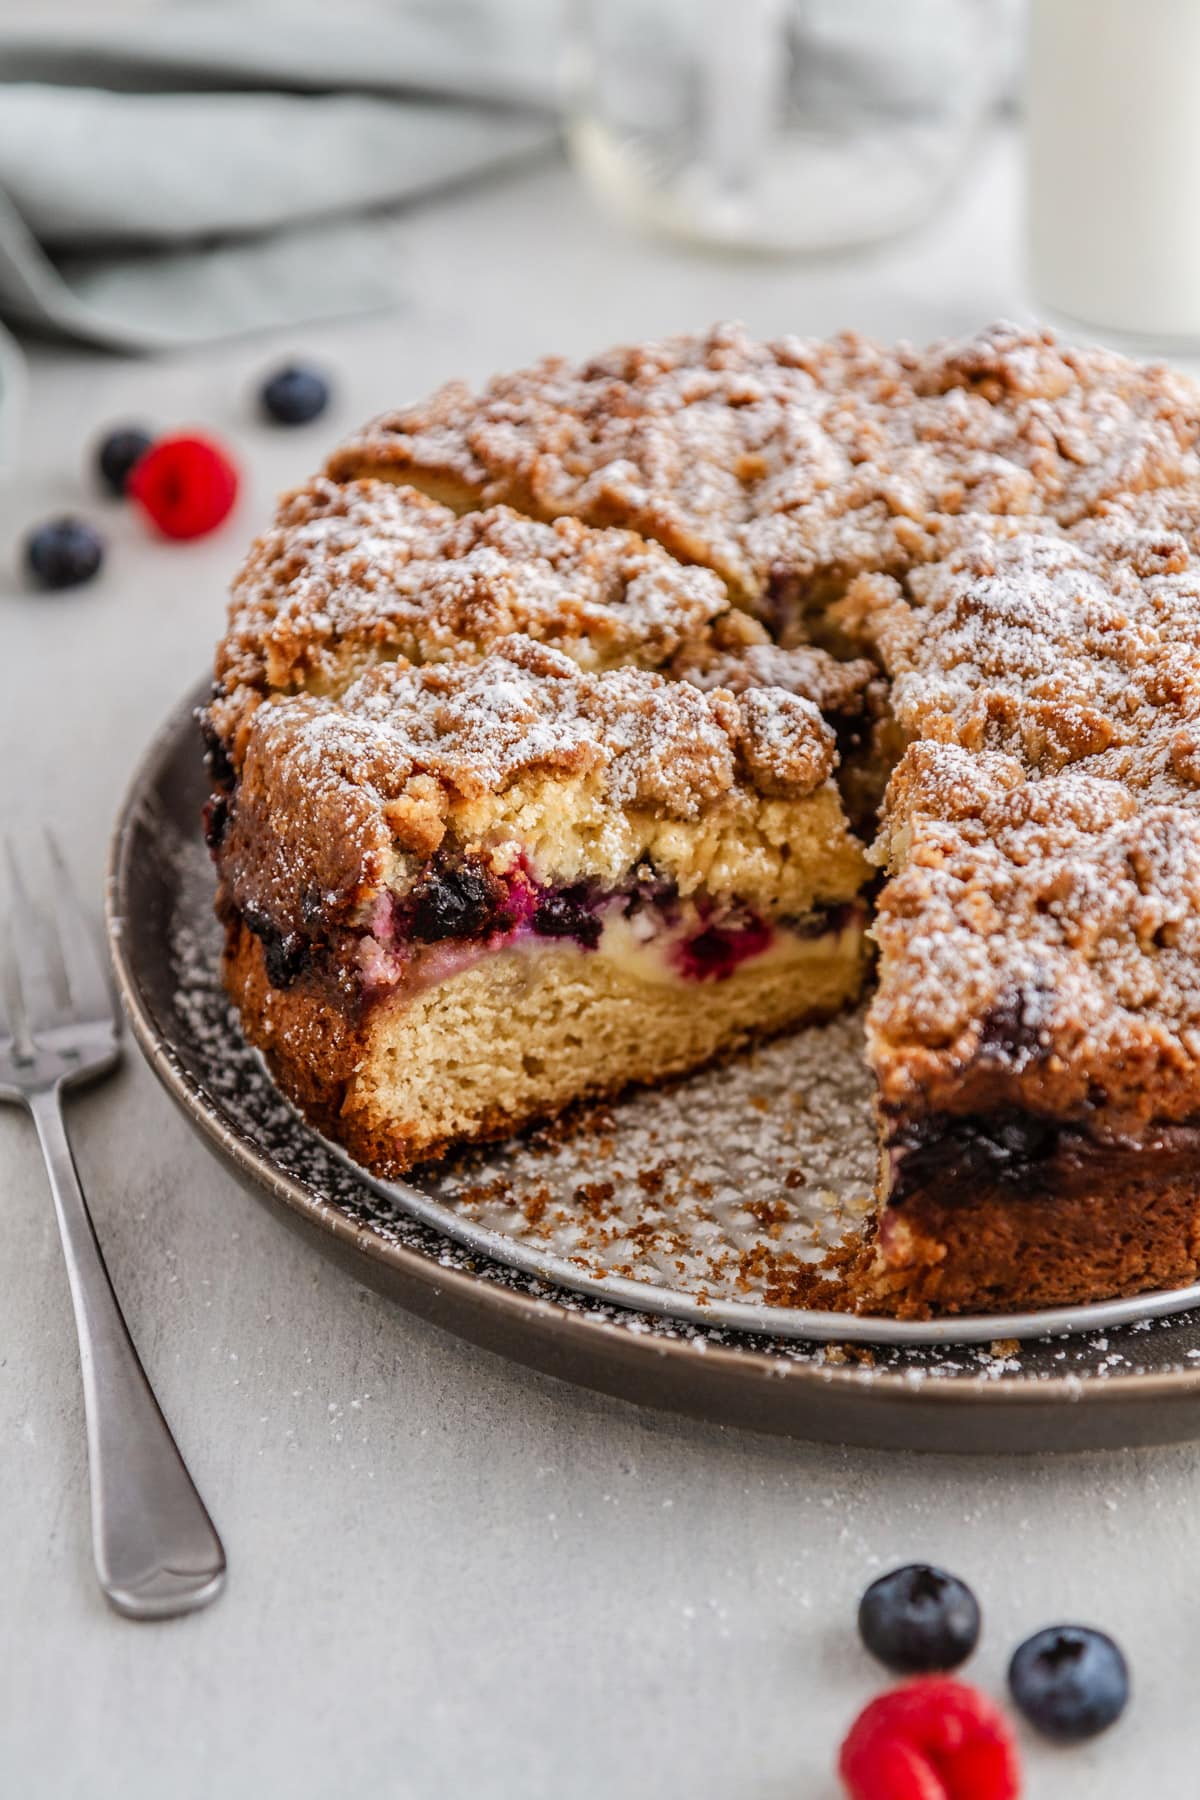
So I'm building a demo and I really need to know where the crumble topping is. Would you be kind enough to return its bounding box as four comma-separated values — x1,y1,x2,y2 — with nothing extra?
265,634,837,820
670,630,877,717
872,742,1200,1129
214,475,731,753
328,320,1200,605
839,492,1200,805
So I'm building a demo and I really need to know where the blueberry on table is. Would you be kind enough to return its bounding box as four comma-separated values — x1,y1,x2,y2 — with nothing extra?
96,425,154,495
1008,1625,1129,1741
857,1563,981,1673
24,516,105,590
259,364,330,426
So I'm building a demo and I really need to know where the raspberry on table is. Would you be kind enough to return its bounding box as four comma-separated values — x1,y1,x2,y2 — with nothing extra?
838,1677,1021,1800
858,1565,981,1673
128,434,239,539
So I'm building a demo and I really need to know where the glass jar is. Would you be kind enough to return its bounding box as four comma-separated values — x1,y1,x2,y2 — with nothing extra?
567,0,994,255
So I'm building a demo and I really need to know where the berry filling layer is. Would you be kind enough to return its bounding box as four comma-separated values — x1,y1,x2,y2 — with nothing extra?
352,859,863,999
883,1104,1200,1208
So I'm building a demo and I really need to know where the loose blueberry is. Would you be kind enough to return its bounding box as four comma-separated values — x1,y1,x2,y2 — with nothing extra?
858,1564,981,1673
410,865,498,943
1008,1625,1129,1741
96,425,154,495
259,364,330,426
24,516,105,591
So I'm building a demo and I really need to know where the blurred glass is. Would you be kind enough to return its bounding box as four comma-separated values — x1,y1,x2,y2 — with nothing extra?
567,0,992,254
1027,0,1200,348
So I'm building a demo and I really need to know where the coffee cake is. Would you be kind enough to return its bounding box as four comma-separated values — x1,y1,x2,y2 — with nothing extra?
207,322,1200,1315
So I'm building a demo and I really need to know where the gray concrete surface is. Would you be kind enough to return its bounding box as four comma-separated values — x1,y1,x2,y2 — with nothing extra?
1,131,1191,1798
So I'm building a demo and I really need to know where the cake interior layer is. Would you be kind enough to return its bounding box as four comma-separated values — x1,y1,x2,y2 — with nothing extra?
348,857,865,1003
884,1107,1200,1204
338,926,867,1175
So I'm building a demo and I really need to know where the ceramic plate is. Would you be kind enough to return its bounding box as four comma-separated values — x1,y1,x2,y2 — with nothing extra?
106,684,1200,1449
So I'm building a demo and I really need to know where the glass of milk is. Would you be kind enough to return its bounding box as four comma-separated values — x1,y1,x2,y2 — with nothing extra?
1028,0,1200,346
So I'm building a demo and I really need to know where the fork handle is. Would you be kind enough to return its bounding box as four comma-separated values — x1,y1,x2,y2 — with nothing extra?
30,1087,226,1619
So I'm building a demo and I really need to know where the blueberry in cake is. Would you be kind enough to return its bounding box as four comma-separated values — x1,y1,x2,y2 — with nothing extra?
208,322,1200,1316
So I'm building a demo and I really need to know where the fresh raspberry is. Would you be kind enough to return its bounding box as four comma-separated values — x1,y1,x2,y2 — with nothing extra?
128,434,239,539
839,1678,1021,1800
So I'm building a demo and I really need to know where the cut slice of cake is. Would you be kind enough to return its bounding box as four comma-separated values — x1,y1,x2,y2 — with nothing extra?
837,495,1200,1313
212,637,870,1174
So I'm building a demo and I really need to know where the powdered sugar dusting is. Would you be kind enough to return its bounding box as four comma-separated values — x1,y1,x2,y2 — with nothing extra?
271,633,836,820
216,474,730,730
330,319,1200,601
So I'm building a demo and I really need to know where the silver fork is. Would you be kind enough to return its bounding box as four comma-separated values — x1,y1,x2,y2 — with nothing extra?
2,833,225,1620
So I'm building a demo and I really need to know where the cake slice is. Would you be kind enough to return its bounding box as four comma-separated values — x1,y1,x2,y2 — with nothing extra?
857,742,1200,1315
212,637,869,1175
837,495,1200,1312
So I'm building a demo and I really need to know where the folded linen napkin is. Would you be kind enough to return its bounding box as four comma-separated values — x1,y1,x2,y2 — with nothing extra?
0,2,561,456
0,3,560,348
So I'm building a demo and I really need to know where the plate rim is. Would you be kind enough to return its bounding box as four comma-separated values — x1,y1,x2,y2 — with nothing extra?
105,680,1200,1417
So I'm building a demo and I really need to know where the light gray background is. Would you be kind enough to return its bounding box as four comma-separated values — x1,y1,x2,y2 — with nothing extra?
1,131,1193,1799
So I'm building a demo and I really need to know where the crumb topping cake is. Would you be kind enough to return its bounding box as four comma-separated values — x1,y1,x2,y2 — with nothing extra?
207,321,1200,1316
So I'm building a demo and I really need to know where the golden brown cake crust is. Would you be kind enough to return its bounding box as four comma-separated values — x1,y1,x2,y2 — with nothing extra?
850,1169,1200,1317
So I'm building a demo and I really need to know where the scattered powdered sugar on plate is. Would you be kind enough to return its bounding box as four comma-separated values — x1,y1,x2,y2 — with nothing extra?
424,1007,875,1301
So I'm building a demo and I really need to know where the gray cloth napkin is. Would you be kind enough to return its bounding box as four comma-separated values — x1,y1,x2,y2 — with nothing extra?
0,4,559,348
0,3,561,455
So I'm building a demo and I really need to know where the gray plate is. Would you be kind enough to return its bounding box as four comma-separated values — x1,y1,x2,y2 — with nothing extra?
106,684,1200,1450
